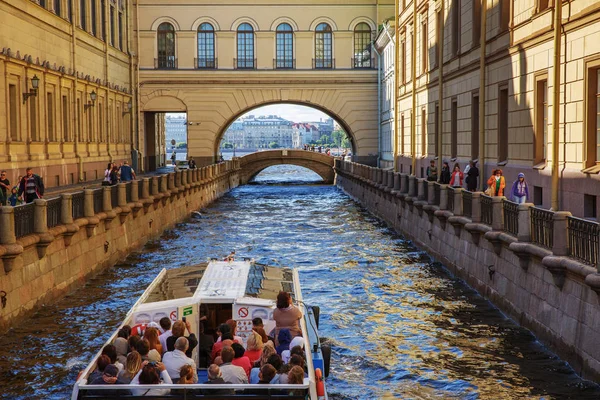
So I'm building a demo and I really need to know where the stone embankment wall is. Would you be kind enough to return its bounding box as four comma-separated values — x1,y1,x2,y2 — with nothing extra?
0,161,240,332
335,160,600,383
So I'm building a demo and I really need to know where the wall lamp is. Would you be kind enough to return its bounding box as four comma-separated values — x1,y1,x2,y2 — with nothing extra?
22,74,40,104
84,90,97,111
122,100,133,116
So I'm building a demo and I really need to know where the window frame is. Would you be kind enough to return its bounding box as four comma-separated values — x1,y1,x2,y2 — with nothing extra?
353,22,372,69
197,23,216,69
157,22,176,69
275,23,294,69
314,23,333,69
236,23,255,69
534,72,548,165
584,58,600,169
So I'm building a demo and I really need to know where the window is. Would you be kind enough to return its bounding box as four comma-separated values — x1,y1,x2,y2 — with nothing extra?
236,23,254,69
276,23,294,69
435,11,441,67
498,86,509,162
471,94,479,160
315,23,332,69
87,104,93,141
586,69,600,167
9,84,19,141
451,99,458,159
434,102,439,153
500,0,510,32
473,0,481,47
80,0,86,30
77,97,83,141
538,0,549,13
62,95,69,141
54,0,61,16
110,5,115,45
30,96,38,141
401,114,405,155
101,0,106,41
119,9,124,50
400,36,406,83
421,108,426,156
353,23,372,68
157,22,176,69
534,77,548,163
452,0,460,55
39,0,46,8
67,0,72,22
197,23,215,68
584,194,597,219
99,104,103,142
47,93,55,141
421,17,427,74
91,0,96,36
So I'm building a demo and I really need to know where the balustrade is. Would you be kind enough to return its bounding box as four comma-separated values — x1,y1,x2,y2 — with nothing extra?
531,207,554,249
503,200,519,236
568,216,600,268
72,192,85,220
463,191,473,218
481,195,493,226
14,203,35,238
46,197,62,228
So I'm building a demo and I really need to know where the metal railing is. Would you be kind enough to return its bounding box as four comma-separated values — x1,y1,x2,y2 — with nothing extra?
568,216,600,267
72,191,85,220
125,182,132,203
447,187,454,212
46,197,62,228
93,188,104,214
273,58,295,69
312,58,335,69
531,207,554,249
14,203,35,238
234,58,256,69
481,195,493,225
110,186,118,208
433,183,441,206
463,191,473,218
352,57,375,69
195,57,217,69
503,199,519,236
154,56,177,69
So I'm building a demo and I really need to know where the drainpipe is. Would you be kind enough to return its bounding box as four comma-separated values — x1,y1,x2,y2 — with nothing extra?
393,0,399,172
551,0,562,211
437,0,444,171
478,0,487,191
374,44,382,168
411,0,417,175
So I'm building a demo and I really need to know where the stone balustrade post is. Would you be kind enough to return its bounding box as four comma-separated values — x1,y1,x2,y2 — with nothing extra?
61,194,73,224
378,169,384,185
0,207,16,245
387,171,393,188
408,176,416,197
118,183,127,207
491,196,505,230
167,173,174,190
427,181,435,204
471,192,482,223
439,185,448,210
84,190,95,217
393,173,400,190
33,199,48,234
517,203,534,242
417,179,425,200
453,187,463,215
161,175,168,193
552,211,572,257
151,176,159,196
131,181,139,202
142,178,150,199
400,174,408,193
183,169,189,186
103,186,112,211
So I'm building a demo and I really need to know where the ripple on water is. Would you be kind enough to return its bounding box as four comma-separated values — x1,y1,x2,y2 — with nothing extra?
0,165,598,399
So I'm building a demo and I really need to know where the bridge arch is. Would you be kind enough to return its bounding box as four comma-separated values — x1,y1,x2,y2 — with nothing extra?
238,150,335,184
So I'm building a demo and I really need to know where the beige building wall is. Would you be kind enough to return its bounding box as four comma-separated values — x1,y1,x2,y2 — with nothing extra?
394,0,600,217
0,0,135,189
136,0,394,166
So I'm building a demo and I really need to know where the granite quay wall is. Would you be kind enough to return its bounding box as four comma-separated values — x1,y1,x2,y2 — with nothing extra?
334,159,600,383
0,161,241,332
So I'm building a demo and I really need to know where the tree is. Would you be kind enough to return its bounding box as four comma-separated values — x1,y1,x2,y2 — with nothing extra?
221,142,234,149
341,137,351,149
176,142,187,149
331,130,344,147
268,141,280,149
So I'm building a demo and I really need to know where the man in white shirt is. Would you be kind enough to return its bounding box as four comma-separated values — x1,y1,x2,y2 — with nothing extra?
219,346,248,384
162,337,198,383
158,317,172,353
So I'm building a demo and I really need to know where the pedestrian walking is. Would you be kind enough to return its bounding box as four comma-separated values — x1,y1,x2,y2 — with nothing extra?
8,188,20,206
171,152,177,166
439,162,451,184
449,163,464,188
110,165,120,186
18,167,44,203
426,160,438,182
103,163,113,186
188,158,197,169
510,173,529,204
118,160,136,182
486,169,506,196
465,160,479,191
0,170,10,206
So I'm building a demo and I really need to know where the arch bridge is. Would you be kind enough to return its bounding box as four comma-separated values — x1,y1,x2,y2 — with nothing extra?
237,150,335,184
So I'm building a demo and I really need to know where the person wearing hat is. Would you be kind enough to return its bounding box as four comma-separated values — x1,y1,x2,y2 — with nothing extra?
486,169,506,196
510,173,530,204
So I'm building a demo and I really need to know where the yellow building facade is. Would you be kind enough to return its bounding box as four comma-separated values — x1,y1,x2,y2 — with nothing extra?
0,0,135,188
394,0,600,216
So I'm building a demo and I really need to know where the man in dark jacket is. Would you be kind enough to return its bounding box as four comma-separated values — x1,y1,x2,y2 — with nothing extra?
466,160,479,191
18,168,44,203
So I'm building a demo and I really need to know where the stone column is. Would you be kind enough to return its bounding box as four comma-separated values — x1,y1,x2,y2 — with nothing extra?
471,192,482,223
491,196,505,230
393,173,400,190
131,181,139,202
142,178,150,199
182,169,188,186
103,186,112,211
84,189,95,217
33,199,48,234
408,176,416,197
439,185,448,210
427,181,435,204
167,173,174,190
417,179,425,200
118,183,127,207
61,194,73,224
453,188,463,215
151,177,159,196
517,203,534,242
0,207,16,245
160,175,168,193
552,211,572,256
387,171,394,188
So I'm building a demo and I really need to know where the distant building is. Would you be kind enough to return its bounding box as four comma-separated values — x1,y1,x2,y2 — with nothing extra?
165,115,187,146
222,115,294,149
292,123,319,147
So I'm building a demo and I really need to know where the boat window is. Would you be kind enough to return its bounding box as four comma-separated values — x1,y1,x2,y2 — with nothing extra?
143,264,208,303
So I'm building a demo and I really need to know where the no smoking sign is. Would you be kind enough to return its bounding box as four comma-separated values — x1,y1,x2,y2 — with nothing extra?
237,307,249,318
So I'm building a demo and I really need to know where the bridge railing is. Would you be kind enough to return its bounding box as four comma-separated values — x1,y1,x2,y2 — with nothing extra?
335,159,600,273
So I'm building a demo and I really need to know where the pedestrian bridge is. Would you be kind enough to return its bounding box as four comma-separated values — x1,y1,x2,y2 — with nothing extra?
237,150,335,184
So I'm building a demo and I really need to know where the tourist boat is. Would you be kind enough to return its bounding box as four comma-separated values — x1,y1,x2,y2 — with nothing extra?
71,259,329,399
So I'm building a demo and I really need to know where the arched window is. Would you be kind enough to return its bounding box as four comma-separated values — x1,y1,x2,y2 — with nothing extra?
197,23,216,68
353,23,372,68
315,23,333,69
236,23,255,69
276,23,294,69
157,22,176,69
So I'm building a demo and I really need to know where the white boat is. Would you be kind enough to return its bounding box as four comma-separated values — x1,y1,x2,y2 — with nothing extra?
72,259,329,399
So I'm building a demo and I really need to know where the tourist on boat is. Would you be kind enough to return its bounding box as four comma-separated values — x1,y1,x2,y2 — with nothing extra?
158,317,172,353
287,365,305,393
136,338,161,363
113,337,129,366
273,291,303,341
178,364,196,385
276,329,292,355
224,250,236,261
449,163,464,188
128,335,141,355
281,336,304,364
202,364,235,396
130,362,173,396
88,364,127,396
163,337,198,384
88,355,111,383
198,322,215,368
486,169,506,196
231,342,252,377
510,173,530,204
249,342,276,383
143,327,164,355
219,346,249,384
166,320,198,359
118,351,142,384
258,364,277,384
439,162,451,184
101,344,124,372
211,324,237,361
245,331,264,365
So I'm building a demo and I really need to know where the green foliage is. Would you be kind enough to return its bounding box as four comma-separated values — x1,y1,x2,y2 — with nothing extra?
176,142,187,149
268,141,280,149
221,142,234,149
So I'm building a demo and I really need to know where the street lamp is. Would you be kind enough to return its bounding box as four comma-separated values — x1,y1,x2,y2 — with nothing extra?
22,74,40,104
84,90,97,111
122,100,133,116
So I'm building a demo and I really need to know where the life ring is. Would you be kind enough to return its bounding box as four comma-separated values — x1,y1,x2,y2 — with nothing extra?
321,342,331,378
130,323,147,336
311,305,320,329
315,368,325,397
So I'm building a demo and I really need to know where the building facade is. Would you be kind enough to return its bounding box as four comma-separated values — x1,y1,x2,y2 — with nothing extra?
374,22,395,169
389,0,600,217
292,123,319,147
222,115,295,149
0,0,135,188
165,114,187,144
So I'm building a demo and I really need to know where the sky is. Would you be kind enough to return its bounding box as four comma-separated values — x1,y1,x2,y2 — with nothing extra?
168,104,330,124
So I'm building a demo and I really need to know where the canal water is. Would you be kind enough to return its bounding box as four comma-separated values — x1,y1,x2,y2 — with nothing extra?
0,165,599,399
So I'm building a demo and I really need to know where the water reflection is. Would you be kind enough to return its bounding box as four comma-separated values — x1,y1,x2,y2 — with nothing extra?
0,165,597,399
